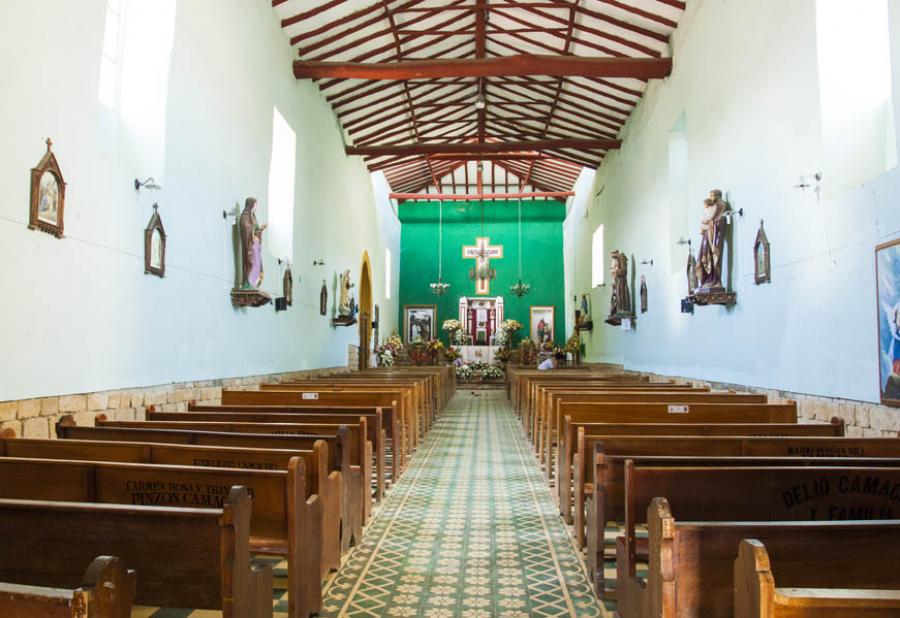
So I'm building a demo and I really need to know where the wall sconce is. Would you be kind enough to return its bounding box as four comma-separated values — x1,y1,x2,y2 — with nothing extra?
134,177,162,191
724,207,744,225
641,259,654,267
312,259,325,266
794,171,822,191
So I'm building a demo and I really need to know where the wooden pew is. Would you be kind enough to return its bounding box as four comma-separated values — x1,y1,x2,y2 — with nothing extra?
559,417,844,524
190,402,400,486
579,433,900,557
585,453,900,597
221,390,412,473
0,435,341,579
0,487,272,618
97,415,374,524
151,408,386,501
616,465,900,618
734,538,900,618
541,393,774,470
0,457,318,617
266,381,429,434
0,556,134,618
55,420,363,555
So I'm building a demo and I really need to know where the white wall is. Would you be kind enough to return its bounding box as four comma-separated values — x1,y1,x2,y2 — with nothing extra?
566,0,900,403
0,0,400,401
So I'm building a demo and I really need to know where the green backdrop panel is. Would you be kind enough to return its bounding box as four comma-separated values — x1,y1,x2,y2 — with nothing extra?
398,200,566,350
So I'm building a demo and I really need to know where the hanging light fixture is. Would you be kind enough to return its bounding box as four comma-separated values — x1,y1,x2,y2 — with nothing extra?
430,199,450,295
510,198,531,297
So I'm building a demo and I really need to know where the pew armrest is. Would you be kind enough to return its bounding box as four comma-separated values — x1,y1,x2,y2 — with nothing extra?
251,563,274,618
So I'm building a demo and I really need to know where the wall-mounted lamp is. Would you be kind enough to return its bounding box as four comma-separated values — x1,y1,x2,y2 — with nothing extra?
794,171,822,191
312,259,325,267
724,207,743,225
641,259,654,267
676,237,691,247
278,258,291,267
134,177,162,191
474,93,486,111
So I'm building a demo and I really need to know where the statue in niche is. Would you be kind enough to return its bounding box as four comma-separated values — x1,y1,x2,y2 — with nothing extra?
333,270,358,326
320,280,328,316
640,276,648,313
239,197,268,289
605,250,635,326
690,189,736,306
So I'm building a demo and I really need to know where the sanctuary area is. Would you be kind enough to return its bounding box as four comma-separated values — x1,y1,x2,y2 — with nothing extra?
2,0,900,616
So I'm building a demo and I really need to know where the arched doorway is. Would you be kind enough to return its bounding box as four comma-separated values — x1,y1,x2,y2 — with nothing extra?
358,251,373,370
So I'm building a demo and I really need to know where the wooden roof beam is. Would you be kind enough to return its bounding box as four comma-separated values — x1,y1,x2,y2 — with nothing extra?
347,137,620,157
294,54,672,80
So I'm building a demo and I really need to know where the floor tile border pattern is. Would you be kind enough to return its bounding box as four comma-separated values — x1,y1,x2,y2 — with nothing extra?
320,391,606,617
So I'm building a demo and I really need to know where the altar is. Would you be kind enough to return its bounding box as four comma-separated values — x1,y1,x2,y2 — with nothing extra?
458,345,500,364
458,296,504,345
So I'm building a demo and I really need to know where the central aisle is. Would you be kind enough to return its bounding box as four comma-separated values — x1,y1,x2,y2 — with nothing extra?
321,390,605,617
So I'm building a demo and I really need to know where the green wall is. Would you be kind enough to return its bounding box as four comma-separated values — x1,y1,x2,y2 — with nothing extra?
399,200,566,349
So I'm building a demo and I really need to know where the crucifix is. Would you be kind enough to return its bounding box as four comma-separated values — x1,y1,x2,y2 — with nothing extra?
463,237,503,295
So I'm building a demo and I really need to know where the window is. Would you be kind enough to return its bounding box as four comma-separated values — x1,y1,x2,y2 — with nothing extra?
591,224,605,287
385,248,392,300
97,0,123,108
816,0,896,195
267,107,296,260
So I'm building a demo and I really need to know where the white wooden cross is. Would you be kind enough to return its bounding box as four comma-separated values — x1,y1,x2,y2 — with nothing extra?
462,237,503,295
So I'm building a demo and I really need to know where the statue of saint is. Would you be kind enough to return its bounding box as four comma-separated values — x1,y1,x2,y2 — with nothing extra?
580,294,591,324
640,276,648,313
338,269,355,317
319,280,328,316
694,189,728,292
239,197,267,289
609,250,632,317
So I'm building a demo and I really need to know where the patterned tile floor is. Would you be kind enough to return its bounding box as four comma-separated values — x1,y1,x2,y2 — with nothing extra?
320,389,606,617
134,390,612,617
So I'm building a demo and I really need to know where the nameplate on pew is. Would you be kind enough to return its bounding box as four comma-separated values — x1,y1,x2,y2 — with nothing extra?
302,393,319,400
667,404,689,414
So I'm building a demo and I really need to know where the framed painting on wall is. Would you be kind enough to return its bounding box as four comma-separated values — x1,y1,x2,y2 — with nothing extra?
404,305,436,343
876,238,900,406
144,204,166,278
29,138,65,238
530,306,554,345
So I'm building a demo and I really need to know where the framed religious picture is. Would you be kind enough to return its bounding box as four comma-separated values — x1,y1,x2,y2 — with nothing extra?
29,138,66,238
319,280,328,316
754,219,771,285
404,305,436,343
530,306,554,345
876,238,900,406
143,204,166,277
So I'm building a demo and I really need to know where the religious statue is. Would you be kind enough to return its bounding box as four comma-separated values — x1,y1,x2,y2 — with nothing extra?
690,189,736,306
694,189,727,292
338,269,355,317
640,276,648,313
239,197,267,289
319,280,328,316
605,250,635,326
230,197,271,307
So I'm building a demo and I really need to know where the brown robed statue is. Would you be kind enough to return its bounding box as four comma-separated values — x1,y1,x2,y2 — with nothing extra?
691,189,736,306
605,250,635,326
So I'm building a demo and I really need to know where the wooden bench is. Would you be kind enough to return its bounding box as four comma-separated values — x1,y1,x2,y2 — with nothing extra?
190,402,400,485
151,408,386,501
0,487,272,618
584,453,900,597
1,434,341,580
560,417,845,521
98,414,374,524
541,393,775,470
734,538,900,617
616,465,900,617
0,555,134,618
579,433,900,557
221,390,412,473
56,419,363,555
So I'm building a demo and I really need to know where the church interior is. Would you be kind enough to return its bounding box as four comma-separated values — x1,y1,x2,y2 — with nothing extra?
3,0,900,616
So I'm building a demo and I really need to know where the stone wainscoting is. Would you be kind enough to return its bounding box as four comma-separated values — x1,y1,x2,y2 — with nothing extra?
635,371,899,437
0,367,350,439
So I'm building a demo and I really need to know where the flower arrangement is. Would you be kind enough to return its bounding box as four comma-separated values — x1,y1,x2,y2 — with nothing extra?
427,339,444,353
518,339,538,366
563,333,581,354
455,361,505,382
376,348,394,367
383,332,403,355
441,319,462,333
376,332,404,367
500,319,523,332
445,346,461,362
495,348,513,363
